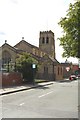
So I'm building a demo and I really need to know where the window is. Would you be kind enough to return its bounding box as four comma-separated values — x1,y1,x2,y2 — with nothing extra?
33,48,36,55
58,67,59,75
61,67,62,74
42,37,45,44
44,67,45,72
46,37,49,43
2,51,11,64
47,67,48,73
40,52,42,57
36,50,38,56
44,67,48,73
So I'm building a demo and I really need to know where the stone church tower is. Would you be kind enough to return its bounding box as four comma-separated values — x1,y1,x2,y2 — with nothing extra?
39,30,55,58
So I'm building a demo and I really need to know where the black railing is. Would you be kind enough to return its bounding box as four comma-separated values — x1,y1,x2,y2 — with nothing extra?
2,61,17,72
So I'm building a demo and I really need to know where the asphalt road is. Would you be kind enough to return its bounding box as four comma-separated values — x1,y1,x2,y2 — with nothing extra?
1,80,78,118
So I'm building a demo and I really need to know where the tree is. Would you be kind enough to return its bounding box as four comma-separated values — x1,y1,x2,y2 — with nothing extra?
16,53,38,83
58,1,80,58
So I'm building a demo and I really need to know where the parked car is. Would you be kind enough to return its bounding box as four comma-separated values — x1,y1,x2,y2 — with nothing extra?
76,74,80,79
69,75,77,81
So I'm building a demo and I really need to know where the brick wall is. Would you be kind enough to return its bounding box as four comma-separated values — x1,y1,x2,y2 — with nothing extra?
0,73,2,88
54,65,63,80
0,72,23,87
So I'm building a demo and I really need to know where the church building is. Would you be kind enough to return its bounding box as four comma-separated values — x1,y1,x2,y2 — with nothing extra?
0,30,63,81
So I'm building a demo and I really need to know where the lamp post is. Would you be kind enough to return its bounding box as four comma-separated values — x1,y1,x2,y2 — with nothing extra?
78,59,80,74
7,60,9,72
79,59,80,69
14,61,16,72
32,63,36,84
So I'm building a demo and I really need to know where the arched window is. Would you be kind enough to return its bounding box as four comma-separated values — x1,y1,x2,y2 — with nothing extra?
2,51,11,64
61,67,62,74
46,37,49,43
44,66,48,73
33,48,36,55
42,37,45,44
58,67,59,75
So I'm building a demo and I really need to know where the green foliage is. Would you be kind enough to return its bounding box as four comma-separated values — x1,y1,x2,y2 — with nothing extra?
16,53,38,82
58,1,80,58
16,53,38,64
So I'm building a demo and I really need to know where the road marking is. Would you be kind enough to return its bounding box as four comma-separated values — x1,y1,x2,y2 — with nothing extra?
38,91,53,98
19,103,24,106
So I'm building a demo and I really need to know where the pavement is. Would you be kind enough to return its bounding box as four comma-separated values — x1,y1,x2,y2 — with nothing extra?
0,81,54,95
0,78,71,95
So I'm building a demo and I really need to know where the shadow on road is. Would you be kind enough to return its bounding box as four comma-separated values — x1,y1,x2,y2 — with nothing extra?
58,79,77,83
35,85,49,90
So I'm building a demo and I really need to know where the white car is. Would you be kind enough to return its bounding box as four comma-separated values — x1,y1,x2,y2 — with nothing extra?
69,75,77,81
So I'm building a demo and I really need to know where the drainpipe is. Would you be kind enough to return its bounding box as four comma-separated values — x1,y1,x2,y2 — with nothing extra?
53,63,55,81
78,58,80,73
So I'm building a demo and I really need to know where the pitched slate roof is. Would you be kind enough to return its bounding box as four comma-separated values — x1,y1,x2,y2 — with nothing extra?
39,54,60,65
1,43,17,52
1,40,60,65
14,40,39,49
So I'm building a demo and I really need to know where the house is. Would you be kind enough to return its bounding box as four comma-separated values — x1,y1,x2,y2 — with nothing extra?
61,61,79,78
0,30,63,81
61,62,72,78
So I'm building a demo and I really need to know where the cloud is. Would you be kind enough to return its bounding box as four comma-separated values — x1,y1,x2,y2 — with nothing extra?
0,32,5,35
10,0,18,4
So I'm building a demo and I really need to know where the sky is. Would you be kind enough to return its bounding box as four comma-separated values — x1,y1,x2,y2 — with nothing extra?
0,0,78,64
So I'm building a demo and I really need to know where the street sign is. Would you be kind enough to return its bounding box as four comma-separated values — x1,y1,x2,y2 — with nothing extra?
66,67,70,71
75,70,79,75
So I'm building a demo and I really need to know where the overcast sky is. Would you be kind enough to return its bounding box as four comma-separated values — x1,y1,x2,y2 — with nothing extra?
0,0,78,63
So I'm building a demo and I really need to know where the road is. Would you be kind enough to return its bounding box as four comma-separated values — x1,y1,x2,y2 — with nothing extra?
1,80,79,118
